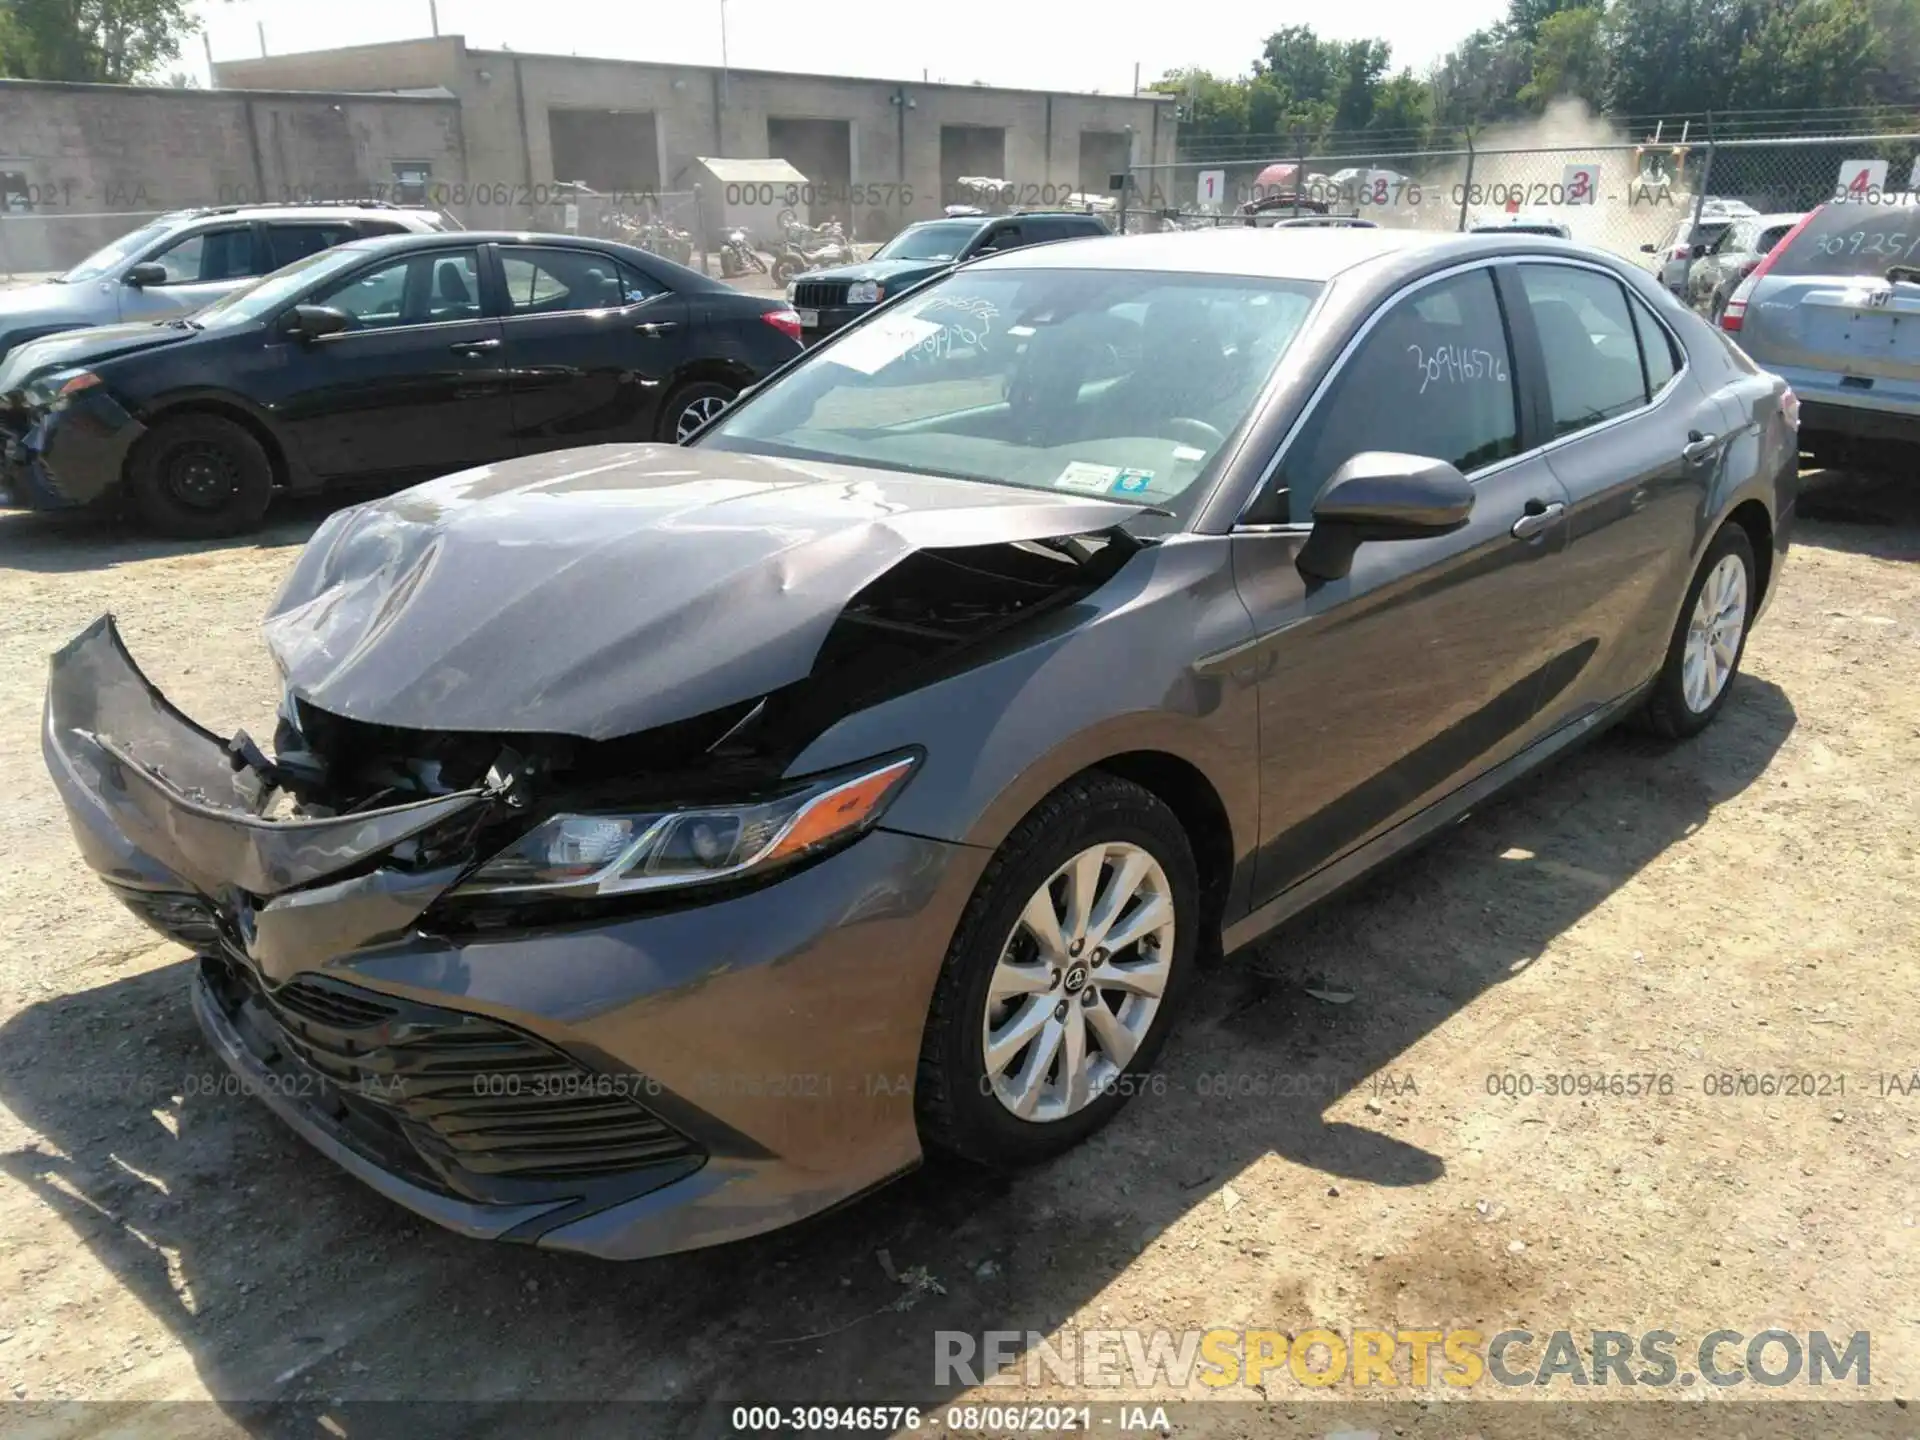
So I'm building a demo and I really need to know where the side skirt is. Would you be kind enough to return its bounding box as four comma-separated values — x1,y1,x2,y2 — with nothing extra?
1221,684,1651,956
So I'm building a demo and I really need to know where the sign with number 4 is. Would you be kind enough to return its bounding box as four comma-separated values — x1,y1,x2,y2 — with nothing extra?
1836,160,1888,202
1197,170,1226,209
1562,164,1601,205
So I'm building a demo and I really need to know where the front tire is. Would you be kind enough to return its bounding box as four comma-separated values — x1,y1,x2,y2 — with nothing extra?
124,413,274,538
770,255,800,288
1638,521,1757,739
916,773,1199,1168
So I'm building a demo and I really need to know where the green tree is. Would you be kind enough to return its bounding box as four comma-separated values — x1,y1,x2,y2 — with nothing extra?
1518,6,1606,108
1506,0,1588,41
0,0,194,83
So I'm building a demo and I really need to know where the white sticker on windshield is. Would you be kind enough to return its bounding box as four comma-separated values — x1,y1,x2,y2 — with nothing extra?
1054,461,1123,493
824,315,943,374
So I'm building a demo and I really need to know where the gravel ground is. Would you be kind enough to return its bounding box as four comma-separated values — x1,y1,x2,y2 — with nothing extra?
0,468,1914,1436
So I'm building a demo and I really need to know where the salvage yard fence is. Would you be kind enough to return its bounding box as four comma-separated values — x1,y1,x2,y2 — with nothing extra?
1118,133,1920,268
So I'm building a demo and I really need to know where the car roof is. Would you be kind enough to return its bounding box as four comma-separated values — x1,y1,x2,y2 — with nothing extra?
160,204,440,224
969,226,1582,282
320,229,730,288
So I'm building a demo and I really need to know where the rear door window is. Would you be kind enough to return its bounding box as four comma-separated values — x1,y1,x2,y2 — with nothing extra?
265,223,360,269
498,246,630,314
1517,264,1649,435
1769,203,1919,277
1629,293,1679,396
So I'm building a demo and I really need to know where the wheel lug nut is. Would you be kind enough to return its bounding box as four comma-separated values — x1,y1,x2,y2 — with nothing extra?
1081,989,1096,1006
1091,949,1106,966
1068,939,1083,957
1049,970,1061,990
1054,1002,1068,1020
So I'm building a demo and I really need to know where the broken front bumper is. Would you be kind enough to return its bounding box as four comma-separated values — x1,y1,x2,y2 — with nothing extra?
0,389,145,510
44,617,987,1258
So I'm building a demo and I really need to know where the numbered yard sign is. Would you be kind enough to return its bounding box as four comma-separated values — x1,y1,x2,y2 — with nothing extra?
1562,163,1601,205
1197,170,1226,208
1836,159,1888,201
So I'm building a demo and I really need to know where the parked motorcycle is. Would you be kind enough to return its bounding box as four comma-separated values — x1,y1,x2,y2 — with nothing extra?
718,227,767,279
770,216,853,287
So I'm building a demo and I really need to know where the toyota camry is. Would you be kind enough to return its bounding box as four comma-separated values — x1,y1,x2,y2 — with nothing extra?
44,227,1796,1258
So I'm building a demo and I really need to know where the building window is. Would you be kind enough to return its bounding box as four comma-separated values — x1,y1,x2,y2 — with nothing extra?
1,172,31,213
391,162,432,206
548,109,661,194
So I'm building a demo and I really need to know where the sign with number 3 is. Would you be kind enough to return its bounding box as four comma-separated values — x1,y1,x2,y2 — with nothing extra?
1561,164,1601,205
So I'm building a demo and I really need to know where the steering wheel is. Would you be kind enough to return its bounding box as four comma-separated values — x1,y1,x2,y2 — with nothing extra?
1163,417,1226,450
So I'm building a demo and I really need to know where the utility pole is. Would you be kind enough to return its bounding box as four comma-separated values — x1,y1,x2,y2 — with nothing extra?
256,21,267,57
719,0,730,106
1132,62,1140,97
429,0,440,36
202,32,216,86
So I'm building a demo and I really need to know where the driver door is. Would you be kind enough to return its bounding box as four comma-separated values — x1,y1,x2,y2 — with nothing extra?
1232,263,1582,902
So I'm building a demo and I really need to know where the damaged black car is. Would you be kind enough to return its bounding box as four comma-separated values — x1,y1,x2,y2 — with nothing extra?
45,228,1797,1257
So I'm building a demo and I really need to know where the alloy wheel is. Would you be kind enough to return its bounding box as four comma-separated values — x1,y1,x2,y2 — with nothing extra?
1682,552,1748,713
675,394,729,442
981,841,1175,1123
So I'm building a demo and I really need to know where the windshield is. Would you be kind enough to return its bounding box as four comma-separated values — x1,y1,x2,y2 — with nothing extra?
189,245,373,328
60,221,174,282
699,266,1322,521
1770,201,1919,277
875,221,985,262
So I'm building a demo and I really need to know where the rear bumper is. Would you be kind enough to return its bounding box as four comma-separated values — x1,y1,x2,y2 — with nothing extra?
1798,397,1920,446
44,615,988,1259
0,389,144,510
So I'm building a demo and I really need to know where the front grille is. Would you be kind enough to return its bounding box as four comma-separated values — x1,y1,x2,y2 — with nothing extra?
793,279,850,310
211,961,700,1196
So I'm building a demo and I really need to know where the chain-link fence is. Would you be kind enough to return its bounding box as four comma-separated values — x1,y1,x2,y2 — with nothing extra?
1121,132,1920,284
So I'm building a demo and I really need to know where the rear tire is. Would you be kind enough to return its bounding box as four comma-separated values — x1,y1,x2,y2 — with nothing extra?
1637,521,1757,739
915,774,1198,1169
124,413,274,539
770,256,800,288
657,379,737,443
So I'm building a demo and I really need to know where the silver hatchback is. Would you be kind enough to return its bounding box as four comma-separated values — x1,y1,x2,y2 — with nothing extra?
1721,199,1920,470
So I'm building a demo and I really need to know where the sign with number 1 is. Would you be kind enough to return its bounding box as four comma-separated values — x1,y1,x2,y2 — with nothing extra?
1197,170,1226,208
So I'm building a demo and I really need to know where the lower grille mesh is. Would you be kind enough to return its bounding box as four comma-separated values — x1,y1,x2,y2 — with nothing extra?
224,965,699,1191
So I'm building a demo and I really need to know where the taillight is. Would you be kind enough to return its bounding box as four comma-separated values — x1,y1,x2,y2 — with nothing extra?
762,308,803,343
1722,206,1822,333
1781,384,1800,430
1670,245,1691,260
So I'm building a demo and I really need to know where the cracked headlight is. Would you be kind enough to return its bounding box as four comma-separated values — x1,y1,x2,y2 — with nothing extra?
846,280,884,305
453,753,918,898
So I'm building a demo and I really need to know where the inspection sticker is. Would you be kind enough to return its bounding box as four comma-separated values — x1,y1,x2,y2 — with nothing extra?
1054,461,1124,493
1110,469,1156,494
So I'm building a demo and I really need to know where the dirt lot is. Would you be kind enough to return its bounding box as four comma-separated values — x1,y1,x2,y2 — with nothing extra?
0,470,1915,1436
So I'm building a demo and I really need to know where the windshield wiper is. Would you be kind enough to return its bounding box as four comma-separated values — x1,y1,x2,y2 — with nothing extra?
163,317,202,330
1887,263,1920,285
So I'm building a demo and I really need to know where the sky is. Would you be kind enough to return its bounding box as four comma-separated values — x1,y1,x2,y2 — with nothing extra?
184,0,1508,93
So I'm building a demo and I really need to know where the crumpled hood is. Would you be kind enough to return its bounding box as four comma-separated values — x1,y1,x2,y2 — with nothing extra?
265,443,1146,740
0,320,190,397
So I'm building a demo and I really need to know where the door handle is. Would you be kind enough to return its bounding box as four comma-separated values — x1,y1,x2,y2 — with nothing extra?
1682,429,1720,463
634,321,680,336
449,338,500,354
1510,500,1565,539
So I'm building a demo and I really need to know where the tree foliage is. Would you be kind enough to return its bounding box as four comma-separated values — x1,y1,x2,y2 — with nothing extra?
0,0,195,84
1157,0,1920,153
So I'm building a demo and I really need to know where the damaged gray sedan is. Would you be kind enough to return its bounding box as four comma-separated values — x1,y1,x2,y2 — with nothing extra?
45,229,1798,1258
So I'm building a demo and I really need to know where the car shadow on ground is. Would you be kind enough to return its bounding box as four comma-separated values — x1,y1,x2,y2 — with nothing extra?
1795,468,1920,561
0,494,345,575
0,676,1794,1435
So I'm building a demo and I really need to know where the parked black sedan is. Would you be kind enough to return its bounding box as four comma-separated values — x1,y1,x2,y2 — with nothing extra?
0,232,803,535
46,228,1794,1258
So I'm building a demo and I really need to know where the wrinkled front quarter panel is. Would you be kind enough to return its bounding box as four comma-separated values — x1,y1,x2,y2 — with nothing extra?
790,534,1260,923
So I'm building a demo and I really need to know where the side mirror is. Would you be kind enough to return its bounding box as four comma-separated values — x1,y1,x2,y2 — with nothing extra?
1297,451,1475,582
280,304,352,341
1639,242,1659,254
124,262,168,287
1689,243,1708,259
